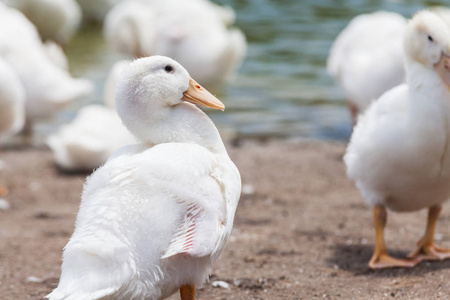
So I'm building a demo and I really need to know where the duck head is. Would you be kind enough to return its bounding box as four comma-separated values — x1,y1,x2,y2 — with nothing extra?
404,11,450,88
115,55,224,146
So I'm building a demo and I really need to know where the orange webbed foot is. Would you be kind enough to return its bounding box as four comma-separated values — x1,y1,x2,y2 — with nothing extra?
408,242,450,261
369,252,421,270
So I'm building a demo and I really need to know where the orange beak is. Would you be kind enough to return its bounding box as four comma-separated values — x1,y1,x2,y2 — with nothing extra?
181,78,225,111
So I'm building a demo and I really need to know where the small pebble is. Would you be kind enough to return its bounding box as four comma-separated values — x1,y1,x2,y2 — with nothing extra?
0,199,10,210
242,184,255,195
26,276,43,283
212,281,229,289
29,182,41,192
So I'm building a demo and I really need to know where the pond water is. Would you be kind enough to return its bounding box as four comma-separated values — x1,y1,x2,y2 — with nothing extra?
32,0,447,144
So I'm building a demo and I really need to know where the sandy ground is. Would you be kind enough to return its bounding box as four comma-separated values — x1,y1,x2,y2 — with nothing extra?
1,140,450,299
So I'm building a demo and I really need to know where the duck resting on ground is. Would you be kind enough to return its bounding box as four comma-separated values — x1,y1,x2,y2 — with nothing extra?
345,10,450,269
47,60,135,172
47,56,241,299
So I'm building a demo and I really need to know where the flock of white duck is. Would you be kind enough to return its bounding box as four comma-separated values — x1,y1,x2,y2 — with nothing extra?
2,1,450,299
0,0,246,172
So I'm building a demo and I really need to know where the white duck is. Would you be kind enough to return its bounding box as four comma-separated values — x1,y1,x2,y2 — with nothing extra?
104,0,246,90
0,57,25,143
328,11,406,125
47,56,241,299
345,11,450,269
47,60,135,172
46,104,136,172
203,0,236,27
0,56,25,197
3,0,82,44
0,3,92,126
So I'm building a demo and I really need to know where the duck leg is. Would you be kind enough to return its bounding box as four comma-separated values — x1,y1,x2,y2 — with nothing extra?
180,284,196,300
369,205,420,269
0,185,7,197
0,147,7,197
347,101,358,127
408,205,450,261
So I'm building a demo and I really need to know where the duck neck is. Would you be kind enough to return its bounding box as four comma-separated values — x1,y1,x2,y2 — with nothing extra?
126,102,227,154
406,59,450,117
405,59,450,163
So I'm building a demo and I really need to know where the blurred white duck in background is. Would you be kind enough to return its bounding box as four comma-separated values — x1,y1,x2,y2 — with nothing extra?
0,57,25,197
345,11,450,269
47,60,135,172
47,56,241,300
104,0,246,90
46,105,136,172
328,11,406,125
0,3,92,129
204,0,236,27
0,57,25,143
2,0,82,45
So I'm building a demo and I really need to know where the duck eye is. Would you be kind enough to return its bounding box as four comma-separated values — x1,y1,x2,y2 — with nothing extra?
164,65,173,73
428,35,434,42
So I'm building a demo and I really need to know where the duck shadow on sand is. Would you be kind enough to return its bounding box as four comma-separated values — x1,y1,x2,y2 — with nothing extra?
327,243,450,277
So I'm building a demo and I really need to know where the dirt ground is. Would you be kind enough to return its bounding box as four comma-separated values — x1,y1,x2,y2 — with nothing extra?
1,140,450,299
